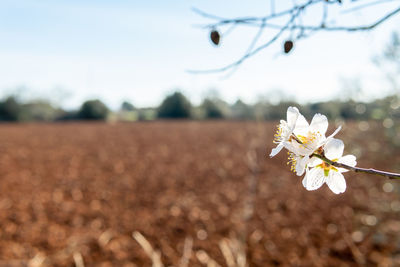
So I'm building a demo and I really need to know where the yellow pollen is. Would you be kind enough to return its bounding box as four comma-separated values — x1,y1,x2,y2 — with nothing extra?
273,125,283,144
296,131,320,148
287,152,297,173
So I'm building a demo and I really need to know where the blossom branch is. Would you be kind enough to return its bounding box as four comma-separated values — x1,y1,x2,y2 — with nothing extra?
311,153,400,180
270,107,400,194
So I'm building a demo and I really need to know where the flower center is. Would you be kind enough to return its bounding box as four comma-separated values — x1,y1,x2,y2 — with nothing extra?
297,131,320,146
317,161,338,177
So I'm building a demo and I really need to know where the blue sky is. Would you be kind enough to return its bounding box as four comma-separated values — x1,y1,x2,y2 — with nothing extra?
0,0,399,109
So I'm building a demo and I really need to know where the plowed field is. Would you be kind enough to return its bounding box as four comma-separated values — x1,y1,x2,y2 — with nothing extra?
0,121,399,266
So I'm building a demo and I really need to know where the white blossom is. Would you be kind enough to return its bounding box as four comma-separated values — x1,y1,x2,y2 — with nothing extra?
302,138,357,194
285,113,341,176
287,113,341,157
269,106,300,157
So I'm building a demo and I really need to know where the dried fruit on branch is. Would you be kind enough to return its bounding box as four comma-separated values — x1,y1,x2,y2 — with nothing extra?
210,30,220,46
284,40,294,54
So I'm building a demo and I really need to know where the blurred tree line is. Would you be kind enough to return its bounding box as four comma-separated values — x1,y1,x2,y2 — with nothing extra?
153,92,400,122
0,93,399,123
0,97,110,122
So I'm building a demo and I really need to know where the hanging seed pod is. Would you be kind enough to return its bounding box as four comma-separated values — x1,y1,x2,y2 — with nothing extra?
284,40,294,53
210,30,220,46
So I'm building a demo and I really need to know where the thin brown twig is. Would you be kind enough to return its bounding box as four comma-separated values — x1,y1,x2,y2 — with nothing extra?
312,153,400,180
192,0,318,27
342,0,399,14
195,2,399,31
292,6,400,32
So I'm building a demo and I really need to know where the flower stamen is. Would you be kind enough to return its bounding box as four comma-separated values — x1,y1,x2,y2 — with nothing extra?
287,152,297,173
273,125,283,144
317,161,338,176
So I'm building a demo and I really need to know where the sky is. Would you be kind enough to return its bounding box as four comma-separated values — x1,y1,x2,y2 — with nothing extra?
0,0,399,110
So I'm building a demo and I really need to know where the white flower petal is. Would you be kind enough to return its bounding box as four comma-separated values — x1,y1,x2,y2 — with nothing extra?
316,135,327,147
336,155,356,173
324,138,344,160
310,113,328,136
337,167,349,173
327,126,342,140
282,141,295,153
302,171,308,187
286,107,299,129
293,114,309,136
295,156,309,176
326,171,346,194
308,156,323,167
270,143,284,157
285,140,309,157
304,167,325,191
338,155,357,168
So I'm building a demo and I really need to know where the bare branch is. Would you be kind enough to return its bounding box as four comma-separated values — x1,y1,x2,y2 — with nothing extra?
188,9,299,74
312,153,400,180
295,6,400,32
191,0,400,73
342,0,399,14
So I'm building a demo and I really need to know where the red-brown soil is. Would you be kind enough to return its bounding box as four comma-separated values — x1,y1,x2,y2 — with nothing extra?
0,121,399,266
